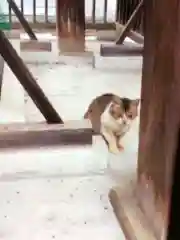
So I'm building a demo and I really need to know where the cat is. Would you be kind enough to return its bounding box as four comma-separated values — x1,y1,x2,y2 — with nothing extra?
84,93,140,154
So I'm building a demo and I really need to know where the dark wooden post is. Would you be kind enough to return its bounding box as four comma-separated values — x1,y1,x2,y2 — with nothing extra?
56,0,85,53
137,0,180,238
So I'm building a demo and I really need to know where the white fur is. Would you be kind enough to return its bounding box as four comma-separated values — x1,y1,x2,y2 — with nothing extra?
100,102,131,154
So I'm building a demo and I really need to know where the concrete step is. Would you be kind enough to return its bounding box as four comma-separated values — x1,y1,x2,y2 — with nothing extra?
0,136,108,176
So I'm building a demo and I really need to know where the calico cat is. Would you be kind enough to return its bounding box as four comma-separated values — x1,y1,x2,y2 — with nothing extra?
84,93,140,154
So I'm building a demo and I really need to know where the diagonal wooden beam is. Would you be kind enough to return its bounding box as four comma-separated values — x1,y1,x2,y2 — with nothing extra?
0,30,63,124
7,0,37,40
116,0,143,45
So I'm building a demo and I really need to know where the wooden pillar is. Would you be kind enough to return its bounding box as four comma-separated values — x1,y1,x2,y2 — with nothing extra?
56,0,85,53
109,0,180,239
137,0,180,238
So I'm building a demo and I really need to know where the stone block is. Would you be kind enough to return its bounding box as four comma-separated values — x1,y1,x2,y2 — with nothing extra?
20,40,52,52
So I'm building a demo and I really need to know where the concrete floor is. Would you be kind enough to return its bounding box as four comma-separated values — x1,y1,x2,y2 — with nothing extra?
0,36,142,239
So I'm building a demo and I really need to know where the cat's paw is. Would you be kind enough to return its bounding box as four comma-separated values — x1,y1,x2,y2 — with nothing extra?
117,144,124,151
108,145,120,154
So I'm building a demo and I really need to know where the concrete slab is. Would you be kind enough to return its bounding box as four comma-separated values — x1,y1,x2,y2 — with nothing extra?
0,144,107,176
0,174,125,240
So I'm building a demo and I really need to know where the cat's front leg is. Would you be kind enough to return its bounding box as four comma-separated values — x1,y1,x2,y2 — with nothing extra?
116,134,125,151
116,137,124,151
101,126,119,154
115,125,130,151
109,142,120,154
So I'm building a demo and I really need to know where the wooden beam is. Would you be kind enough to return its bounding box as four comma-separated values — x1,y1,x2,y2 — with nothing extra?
0,120,92,149
116,0,143,44
7,0,37,40
100,44,143,57
0,55,4,100
136,0,180,236
56,0,85,52
109,185,156,240
0,30,63,124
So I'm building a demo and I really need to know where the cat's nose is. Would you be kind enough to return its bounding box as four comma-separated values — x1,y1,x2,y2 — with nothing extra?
122,120,126,124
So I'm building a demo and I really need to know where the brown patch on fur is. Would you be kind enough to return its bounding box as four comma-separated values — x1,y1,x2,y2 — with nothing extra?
84,94,114,133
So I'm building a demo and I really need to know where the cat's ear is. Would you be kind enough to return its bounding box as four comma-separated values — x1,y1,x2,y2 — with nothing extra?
132,99,140,106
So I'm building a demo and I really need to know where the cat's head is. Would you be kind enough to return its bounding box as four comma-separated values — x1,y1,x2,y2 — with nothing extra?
111,96,140,121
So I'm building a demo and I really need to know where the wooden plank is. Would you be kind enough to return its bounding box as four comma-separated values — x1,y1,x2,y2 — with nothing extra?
7,0,37,40
0,55,4,100
100,44,143,57
116,0,144,44
0,30,63,124
109,185,156,240
56,0,85,52
0,120,92,149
